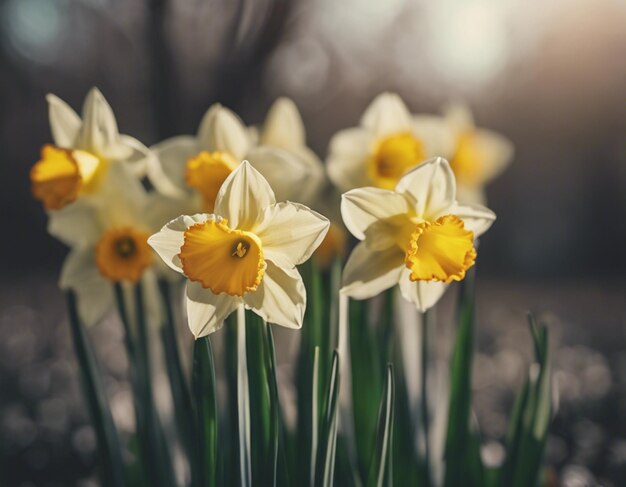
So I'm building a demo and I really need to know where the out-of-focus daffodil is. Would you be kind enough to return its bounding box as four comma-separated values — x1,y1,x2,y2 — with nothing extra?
327,92,455,193
49,165,162,326
30,88,167,211
148,161,329,338
439,104,514,204
340,157,495,312
149,101,325,224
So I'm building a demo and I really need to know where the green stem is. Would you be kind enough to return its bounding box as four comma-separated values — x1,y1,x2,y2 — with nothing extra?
158,280,194,462
66,291,125,487
237,306,252,487
421,310,432,486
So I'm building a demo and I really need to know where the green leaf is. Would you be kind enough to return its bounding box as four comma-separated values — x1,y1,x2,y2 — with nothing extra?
66,291,126,487
158,280,195,470
235,307,252,487
350,298,383,477
192,336,218,487
315,351,341,487
367,364,395,487
443,269,479,487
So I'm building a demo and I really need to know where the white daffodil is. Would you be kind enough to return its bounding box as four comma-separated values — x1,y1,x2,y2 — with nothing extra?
436,103,514,205
148,161,330,338
340,157,495,312
49,164,161,326
258,97,326,205
29,88,168,211
149,101,325,225
327,92,455,193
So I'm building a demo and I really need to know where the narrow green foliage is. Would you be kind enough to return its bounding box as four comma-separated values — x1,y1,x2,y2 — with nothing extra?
498,314,551,487
314,351,340,487
367,364,395,487
391,345,421,487
158,280,195,470
66,291,126,487
350,298,383,477
236,308,252,487
443,269,478,487
192,336,218,487
246,312,274,485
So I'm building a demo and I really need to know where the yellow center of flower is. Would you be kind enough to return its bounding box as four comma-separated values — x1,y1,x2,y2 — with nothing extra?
449,132,484,186
179,219,265,296
185,151,239,212
95,227,153,282
368,132,427,189
404,215,476,283
30,145,108,210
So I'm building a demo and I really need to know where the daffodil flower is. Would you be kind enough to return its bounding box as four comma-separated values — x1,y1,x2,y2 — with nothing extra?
327,92,455,193
149,101,325,225
148,161,330,338
340,157,495,311
438,103,514,205
29,88,169,211
50,165,161,326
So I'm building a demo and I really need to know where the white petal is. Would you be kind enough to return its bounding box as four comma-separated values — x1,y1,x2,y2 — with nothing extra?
243,262,306,329
326,127,371,193
47,94,81,147
148,213,213,272
454,185,486,206
341,242,404,300
341,187,409,240
398,268,448,312
60,247,114,327
255,202,329,267
443,103,475,133
449,202,496,237
117,135,150,177
472,128,514,182
48,201,101,246
395,157,456,220
78,88,121,156
360,92,412,136
260,97,305,150
141,144,187,199
244,146,306,201
151,135,199,191
412,115,456,160
93,164,149,227
186,282,240,338
197,104,250,160
214,161,275,230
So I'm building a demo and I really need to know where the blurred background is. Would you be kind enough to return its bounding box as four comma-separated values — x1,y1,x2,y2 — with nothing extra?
0,0,625,485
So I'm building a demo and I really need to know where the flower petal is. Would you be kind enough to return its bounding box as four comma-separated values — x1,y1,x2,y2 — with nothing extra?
398,268,448,312
148,213,213,272
412,115,456,160
47,94,81,147
326,127,371,193
186,281,240,338
341,242,404,300
197,104,250,160
246,146,321,204
78,88,121,156
60,246,114,326
48,201,101,246
214,160,275,230
341,187,410,240
151,135,199,191
472,128,514,183
395,157,456,220
360,92,412,137
255,202,329,267
260,97,305,150
449,202,496,237
442,103,475,133
243,262,306,329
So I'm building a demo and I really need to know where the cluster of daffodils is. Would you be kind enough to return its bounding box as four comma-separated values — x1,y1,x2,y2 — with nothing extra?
32,89,512,336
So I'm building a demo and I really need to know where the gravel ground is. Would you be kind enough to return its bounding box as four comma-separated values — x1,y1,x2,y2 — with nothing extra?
1,274,624,486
